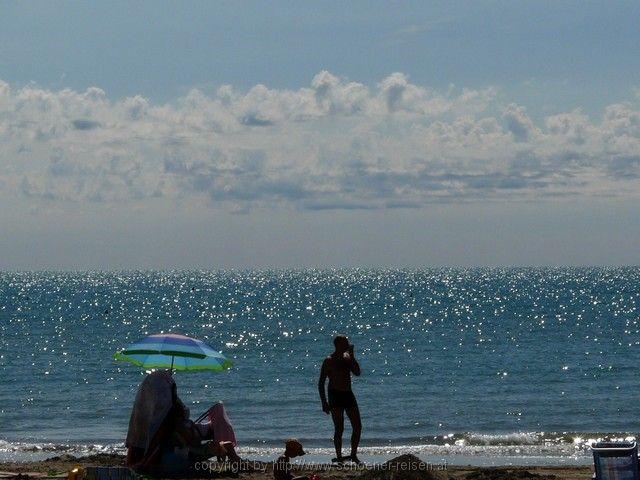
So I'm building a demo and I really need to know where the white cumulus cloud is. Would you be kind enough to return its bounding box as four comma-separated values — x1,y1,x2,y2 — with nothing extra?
0,72,638,211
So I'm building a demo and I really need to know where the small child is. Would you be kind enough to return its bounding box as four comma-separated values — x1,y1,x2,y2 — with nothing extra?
274,439,314,480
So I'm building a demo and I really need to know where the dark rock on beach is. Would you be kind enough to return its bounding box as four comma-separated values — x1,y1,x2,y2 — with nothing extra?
43,454,125,466
465,468,557,480
360,454,445,480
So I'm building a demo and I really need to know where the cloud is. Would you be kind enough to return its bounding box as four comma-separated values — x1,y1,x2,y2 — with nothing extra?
503,104,536,142
72,119,101,130
0,74,638,211
240,114,275,127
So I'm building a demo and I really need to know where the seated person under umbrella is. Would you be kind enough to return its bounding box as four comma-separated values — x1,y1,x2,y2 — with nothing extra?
125,370,240,474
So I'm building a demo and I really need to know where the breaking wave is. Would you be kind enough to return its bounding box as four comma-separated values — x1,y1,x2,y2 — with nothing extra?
2,432,635,463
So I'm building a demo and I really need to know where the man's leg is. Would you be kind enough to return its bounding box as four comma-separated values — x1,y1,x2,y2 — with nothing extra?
331,407,345,460
345,405,362,462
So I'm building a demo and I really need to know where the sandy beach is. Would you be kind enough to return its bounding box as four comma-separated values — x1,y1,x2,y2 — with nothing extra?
0,454,592,480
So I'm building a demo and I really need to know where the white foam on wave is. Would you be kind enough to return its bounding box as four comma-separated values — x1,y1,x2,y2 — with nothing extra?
464,432,541,446
3,432,632,463
0,439,124,455
237,439,590,459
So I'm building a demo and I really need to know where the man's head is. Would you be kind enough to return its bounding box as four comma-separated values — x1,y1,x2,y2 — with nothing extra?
284,438,305,458
333,335,349,353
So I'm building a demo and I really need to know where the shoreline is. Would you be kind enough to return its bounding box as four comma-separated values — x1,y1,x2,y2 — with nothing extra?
0,453,594,480
0,450,593,468
0,437,596,466
0,442,594,467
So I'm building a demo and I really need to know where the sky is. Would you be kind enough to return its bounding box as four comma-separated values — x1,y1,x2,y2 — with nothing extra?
0,1,639,269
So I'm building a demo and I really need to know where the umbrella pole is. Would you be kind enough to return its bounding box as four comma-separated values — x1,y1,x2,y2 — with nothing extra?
170,355,174,374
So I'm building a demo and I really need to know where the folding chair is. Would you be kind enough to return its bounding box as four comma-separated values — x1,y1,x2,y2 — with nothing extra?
592,441,640,480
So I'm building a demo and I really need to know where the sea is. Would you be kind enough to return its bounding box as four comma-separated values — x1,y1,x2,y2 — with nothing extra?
1,268,639,466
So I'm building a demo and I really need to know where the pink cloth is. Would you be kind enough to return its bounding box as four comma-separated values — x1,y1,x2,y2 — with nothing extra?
203,401,237,446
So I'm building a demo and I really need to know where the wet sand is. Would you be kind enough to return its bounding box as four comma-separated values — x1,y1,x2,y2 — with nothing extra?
0,453,592,480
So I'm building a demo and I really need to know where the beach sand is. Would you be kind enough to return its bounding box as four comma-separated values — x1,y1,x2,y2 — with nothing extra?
0,453,592,480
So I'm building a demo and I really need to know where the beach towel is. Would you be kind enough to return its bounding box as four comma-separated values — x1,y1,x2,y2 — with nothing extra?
204,401,237,446
125,370,175,453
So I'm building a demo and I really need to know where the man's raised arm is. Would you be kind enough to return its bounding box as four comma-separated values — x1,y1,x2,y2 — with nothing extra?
347,345,361,376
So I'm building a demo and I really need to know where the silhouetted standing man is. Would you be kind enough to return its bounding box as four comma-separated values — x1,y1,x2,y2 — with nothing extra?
318,335,362,464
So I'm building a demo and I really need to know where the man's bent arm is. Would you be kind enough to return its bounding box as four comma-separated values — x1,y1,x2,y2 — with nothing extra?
351,358,361,376
347,353,361,376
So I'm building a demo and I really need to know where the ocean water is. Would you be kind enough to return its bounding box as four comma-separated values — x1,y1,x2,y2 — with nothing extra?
1,268,639,465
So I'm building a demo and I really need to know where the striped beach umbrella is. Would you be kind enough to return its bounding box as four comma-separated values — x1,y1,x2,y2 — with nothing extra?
114,333,232,371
